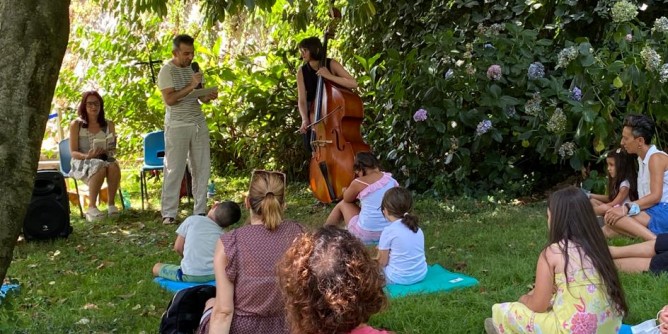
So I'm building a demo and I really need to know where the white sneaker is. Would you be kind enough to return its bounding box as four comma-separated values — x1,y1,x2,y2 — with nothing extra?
86,207,105,222
108,205,119,217
162,217,176,225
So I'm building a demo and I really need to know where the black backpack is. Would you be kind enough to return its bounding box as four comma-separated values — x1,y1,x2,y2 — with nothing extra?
159,285,216,334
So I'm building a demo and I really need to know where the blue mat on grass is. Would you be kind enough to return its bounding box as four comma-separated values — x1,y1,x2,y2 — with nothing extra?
617,324,632,334
153,277,215,293
384,264,478,298
0,283,20,304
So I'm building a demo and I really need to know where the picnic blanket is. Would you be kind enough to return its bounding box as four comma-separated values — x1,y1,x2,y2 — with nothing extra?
153,277,215,293
384,264,478,298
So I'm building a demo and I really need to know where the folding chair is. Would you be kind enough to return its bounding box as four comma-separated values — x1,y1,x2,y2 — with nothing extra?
139,130,193,210
58,139,84,218
58,138,125,218
140,130,165,210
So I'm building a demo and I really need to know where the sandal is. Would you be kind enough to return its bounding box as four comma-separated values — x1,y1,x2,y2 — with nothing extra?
86,207,106,222
162,217,176,225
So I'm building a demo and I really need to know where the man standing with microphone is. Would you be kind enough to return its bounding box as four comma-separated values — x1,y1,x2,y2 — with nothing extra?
157,34,217,225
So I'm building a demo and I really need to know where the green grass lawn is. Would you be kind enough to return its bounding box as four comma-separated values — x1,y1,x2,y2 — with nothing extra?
2,171,667,333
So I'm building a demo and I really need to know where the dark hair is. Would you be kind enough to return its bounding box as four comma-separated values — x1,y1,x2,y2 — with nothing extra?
278,226,387,334
172,34,195,51
298,37,323,60
623,114,655,145
211,201,242,228
248,171,286,230
77,91,107,128
381,187,418,233
547,187,628,316
353,152,380,175
605,149,638,202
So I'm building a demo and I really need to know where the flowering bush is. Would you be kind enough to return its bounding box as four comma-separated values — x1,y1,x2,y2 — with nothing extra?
342,0,668,196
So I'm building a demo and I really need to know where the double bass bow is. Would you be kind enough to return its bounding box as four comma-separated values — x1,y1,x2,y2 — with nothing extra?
308,7,371,203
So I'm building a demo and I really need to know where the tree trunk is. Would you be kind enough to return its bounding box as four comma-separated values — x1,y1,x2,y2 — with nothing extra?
0,0,70,282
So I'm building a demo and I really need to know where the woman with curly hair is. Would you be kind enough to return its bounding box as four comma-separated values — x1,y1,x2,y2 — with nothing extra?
278,226,393,334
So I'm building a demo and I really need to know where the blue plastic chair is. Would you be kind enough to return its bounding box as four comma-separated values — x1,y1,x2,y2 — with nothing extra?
140,130,166,210
59,138,125,218
58,139,84,218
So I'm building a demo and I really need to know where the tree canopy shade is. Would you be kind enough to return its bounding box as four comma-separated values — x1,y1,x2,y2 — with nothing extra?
0,0,70,283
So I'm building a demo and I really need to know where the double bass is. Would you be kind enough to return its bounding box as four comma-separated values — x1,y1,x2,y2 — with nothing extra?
308,9,371,203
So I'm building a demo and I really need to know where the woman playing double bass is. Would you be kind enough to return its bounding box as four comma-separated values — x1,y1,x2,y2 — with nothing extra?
296,36,358,151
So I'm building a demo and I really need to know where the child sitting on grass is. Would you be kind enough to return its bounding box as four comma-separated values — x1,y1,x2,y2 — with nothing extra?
377,187,428,285
279,226,393,334
588,148,638,216
152,201,241,282
486,186,627,334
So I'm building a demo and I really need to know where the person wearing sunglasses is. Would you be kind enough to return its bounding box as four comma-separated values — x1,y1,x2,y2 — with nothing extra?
325,152,398,245
68,90,121,222
197,170,304,334
604,114,668,241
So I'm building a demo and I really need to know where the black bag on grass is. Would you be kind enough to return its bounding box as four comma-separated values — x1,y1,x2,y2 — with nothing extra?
159,285,216,334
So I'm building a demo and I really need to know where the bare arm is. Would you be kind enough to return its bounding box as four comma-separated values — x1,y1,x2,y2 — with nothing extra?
173,235,185,257
296,70,310,133
316,59,358,89
519,249,554,312
589,193,609,202
208,239,234,334
608,186,630,208
160,68,203,106
377,249,389,268
342,179,364,203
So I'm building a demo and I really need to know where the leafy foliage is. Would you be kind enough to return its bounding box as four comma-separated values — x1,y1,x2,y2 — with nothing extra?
340,0,668,196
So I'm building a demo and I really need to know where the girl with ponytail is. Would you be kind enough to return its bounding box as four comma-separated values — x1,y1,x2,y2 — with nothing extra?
198,170,305,334
377,187,428,285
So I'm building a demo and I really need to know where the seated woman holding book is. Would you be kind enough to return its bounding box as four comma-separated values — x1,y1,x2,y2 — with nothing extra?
68,90,121,222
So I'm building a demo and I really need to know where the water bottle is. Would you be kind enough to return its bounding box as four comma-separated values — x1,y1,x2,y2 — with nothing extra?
121,190,131,209
207,180,215,199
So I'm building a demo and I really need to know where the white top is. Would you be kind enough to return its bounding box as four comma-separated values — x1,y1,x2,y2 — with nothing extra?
157,61,205,125
378,219,428,285
637,145,668,202
176,215,223,276
357,172,398,231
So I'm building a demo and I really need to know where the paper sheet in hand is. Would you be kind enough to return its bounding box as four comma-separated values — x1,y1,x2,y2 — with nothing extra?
186,87,218,99
92,134,115,150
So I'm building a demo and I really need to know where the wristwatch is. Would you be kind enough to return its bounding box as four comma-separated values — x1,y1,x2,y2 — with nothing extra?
625,203,641,216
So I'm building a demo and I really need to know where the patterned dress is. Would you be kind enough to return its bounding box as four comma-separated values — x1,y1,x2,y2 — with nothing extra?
197,220,304,334
491,263,622,333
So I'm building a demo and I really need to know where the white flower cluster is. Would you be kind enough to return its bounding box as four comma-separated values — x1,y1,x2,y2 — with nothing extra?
556,47,578,69
641,46,662,72
653,16,668,34
524,92,542,116
660,64,668,84
611,0,638,23
546,108,567,133
558,142,576,158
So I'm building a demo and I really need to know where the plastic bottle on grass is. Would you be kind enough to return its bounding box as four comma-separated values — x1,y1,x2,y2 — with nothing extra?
207,180,215,199
122,190,131,209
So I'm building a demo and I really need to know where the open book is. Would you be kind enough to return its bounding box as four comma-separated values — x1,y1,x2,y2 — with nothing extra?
181,86,218,100
92,133,116,151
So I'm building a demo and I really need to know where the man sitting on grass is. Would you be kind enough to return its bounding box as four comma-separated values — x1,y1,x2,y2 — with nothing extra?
152,201,241,282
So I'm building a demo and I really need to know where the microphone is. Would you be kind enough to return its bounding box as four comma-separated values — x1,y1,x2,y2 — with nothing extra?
191,62,202,89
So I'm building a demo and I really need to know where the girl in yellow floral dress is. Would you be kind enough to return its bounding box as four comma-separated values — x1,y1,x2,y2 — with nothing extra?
486,187,628,334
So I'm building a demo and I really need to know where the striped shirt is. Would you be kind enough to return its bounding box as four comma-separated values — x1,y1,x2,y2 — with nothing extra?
157,61,205,125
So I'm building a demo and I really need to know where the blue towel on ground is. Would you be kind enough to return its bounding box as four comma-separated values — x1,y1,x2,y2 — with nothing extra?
384,264,478,298
153,277,215,293
0,283,20,304
618,324,632,334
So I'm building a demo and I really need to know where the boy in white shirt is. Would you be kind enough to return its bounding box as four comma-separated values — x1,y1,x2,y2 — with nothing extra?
152,201,241,282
